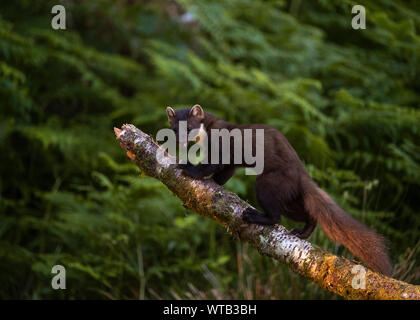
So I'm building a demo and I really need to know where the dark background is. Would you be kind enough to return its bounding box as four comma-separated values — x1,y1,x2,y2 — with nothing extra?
0,0,419,299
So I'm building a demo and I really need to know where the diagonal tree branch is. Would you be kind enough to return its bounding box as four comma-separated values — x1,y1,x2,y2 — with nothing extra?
114,124,420,300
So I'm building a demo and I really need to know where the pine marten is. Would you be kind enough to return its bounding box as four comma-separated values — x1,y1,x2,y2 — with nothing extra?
166,104,392,276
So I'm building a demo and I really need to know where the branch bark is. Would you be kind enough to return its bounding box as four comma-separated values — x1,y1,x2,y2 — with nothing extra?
114,124,420,300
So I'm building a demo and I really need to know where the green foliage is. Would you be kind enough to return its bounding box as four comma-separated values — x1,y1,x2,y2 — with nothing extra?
0,0,419,299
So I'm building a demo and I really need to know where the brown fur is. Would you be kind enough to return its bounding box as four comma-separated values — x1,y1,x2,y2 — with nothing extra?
301,175,392,276
167,105,393,276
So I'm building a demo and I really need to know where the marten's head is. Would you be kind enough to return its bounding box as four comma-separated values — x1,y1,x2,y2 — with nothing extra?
166,104,206,146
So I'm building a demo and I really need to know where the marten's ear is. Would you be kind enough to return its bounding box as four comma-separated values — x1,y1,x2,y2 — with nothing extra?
189,104,204,120
166,106,176,122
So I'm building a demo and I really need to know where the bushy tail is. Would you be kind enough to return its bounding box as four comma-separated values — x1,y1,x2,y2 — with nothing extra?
302,175,392,276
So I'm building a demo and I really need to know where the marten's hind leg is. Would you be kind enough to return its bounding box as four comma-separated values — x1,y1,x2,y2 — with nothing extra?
290,217,316,239
242,173,287,225
242,207,280,225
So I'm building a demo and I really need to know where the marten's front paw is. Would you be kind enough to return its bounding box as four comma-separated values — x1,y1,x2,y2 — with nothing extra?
178,164,203,178
243,208,280,225
242,208,260,223
177,163,189,170
242,212,253,223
